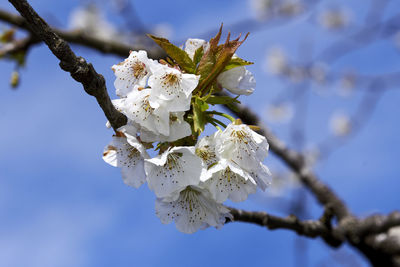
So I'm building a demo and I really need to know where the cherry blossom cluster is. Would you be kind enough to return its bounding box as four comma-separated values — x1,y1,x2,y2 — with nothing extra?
103,29,271,233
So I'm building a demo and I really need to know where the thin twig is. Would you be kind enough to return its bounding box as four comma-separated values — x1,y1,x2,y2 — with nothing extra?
0,8,165,59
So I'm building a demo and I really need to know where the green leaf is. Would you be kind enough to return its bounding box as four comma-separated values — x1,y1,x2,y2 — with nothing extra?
192,98,209,134
205,95,241,105
147,34,195,73
193,46,204,66
223,57,253,71
225,102,240,113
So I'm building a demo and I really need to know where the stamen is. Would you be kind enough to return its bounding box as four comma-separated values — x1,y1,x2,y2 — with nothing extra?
131,61,147,79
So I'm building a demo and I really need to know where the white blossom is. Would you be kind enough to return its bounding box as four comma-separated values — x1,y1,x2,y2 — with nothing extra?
184,38,207,59
148,65,199,111
103,132,148,188
119,88,171,136
195,133,221,182
145,146,203,199
203,160,257,203
140,112,192,143
217,66,255,95
215,122,269,172
155,186,231,234
249,162,272,191
112,50,155,97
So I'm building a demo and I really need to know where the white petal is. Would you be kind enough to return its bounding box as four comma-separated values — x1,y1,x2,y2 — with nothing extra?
102,135,147,188
236,69,256,95
216,123,269,172
112,50,153,97
181,73,200,98
217,66,255,95
148,65,199,103
203,161,257,203
122,89,171,136
155,186,231,234
140,112,192,142
184,38,206,59
145,147,202,199
250,162,272,191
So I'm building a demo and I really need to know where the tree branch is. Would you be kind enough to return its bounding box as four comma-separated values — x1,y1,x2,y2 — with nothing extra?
228,207,343,247
7,0,127,131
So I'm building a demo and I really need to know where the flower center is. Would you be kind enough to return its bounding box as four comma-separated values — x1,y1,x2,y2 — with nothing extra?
162,73,181,87
132,61,147,79
126,144,140,159
166,152,183,170
141,95,154,113
195,146,217,168
230,130,249,144
180,187,200,212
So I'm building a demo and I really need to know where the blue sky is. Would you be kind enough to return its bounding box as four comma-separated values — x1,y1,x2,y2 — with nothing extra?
1,0,400,266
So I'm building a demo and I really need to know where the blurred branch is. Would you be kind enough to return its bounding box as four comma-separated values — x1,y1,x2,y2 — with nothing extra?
0,8,165,59
0,34,38,58
7,0,127,131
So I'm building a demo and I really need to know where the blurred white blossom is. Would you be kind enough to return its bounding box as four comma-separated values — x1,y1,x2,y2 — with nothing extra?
319,8,351,31
338,72,357,97
265,47,287,75
265,103,293,123
330,112,352,137
310,62,328,84
250,0,275,21
278,0,304,17
69,5,119,41
268,171,300,197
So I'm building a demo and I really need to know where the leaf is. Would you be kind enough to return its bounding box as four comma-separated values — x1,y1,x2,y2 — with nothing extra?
225,102,240,113
223,57,253,71
195,26,250,95
205,95,241,105
192,98,209,134
195,25,223,93
147,34,195,73
193,46,204,66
